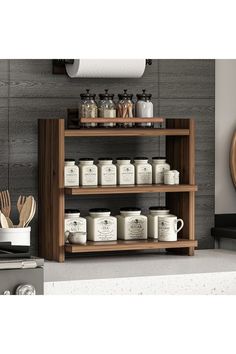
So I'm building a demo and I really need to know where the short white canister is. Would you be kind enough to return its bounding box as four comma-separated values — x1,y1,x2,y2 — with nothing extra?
79,158,98,186
117,207,147,240
133,157,152,185
116,157,135,185
87,208,117,241
152,157,170,184
64,159,79,186
98,158,117,186
164,170,176,185
148,206,170,239
64,209,87,243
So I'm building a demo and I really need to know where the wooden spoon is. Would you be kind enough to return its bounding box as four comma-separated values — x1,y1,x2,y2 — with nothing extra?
18,196,34,228
25,198,36,227
0,211,9,228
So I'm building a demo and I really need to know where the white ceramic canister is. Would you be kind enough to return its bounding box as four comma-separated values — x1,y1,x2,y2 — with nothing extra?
152,157,170,184
64,159,79,187
98,158,117,186
158,215,184,241
164,170,176,185
117,207,147,240
116,157,135,185
64,209,87,243
147,206,169,239
173,170,180,184
79,158,98,186
87,208,117,242
133,157,152,185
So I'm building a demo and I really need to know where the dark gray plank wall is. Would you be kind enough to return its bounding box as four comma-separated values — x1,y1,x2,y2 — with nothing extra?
0,59,215,254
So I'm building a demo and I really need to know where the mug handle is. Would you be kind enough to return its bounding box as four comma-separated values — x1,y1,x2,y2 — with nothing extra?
177,219,184,233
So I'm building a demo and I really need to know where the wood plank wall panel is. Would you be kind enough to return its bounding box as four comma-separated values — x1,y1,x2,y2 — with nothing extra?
0,59,215,255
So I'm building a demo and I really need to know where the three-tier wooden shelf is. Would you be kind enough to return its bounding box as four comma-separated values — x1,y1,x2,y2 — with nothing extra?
38,117,197,262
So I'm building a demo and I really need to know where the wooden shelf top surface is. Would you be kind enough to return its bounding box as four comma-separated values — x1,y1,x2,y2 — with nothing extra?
64,184,197,195
64,128,190,137
65,239,198,253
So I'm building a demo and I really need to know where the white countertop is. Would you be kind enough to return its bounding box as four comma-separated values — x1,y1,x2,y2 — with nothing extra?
44,249,236,295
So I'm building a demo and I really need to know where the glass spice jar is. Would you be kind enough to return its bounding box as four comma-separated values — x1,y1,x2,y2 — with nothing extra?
117,89,134,128
79,89,98,128
98,89,116,128
136,89,154,128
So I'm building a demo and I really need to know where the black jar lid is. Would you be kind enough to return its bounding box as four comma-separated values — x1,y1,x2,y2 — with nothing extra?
79,158,94,161
99,89,114,100
89,208,111,213
133,157,149,160
65,209,80,214
98,157,113,161
120,207,141,212
80,89,96,100
65,158,75,162
149,206,169,211
116,157,131,160
152,156,166,160
137,89,152,100
118,89,133,100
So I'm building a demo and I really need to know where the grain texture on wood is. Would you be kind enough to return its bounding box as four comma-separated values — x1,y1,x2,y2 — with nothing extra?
65,239,198,253
65,128,189,137
65,184,197,195
38,119,65,261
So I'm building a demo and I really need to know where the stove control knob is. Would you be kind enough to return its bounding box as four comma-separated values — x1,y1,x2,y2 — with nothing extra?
3,290,11,295
15,284,36,295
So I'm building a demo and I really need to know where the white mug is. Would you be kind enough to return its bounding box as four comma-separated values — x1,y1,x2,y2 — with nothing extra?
158,215,184,241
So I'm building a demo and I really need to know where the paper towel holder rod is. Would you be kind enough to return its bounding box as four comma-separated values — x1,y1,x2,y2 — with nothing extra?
52,59,152,75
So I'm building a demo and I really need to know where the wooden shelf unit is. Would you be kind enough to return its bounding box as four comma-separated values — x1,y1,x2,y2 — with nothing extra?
38,118,197,262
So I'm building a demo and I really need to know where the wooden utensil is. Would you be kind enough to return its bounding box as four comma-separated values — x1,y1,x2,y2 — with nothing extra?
17,195,26,214
0,211,9,228
18,196,34,228
0,190,14,227
230,131,236,188
25,198,36,227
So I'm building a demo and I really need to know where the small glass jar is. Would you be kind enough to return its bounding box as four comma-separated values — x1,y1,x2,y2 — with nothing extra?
79,89,98,128
64,159,79,187
148,206,171,240
79,158,98,186
116,157,135,185
133,157,152,185
136,89,154,128
98,89,116,128
98,158,117,186
117,207,147,240
64,209,87,243
152,157,170,184
117,89,134,128
87,208,117,241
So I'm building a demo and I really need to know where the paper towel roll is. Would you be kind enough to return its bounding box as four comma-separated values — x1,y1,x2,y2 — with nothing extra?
65,59,146,78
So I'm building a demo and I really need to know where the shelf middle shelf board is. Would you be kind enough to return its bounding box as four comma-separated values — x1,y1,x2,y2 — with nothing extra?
65,239,198,254
65,184,198,196
64,128,190,137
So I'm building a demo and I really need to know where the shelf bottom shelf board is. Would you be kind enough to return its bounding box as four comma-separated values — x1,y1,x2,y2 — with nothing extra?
65,239,197,253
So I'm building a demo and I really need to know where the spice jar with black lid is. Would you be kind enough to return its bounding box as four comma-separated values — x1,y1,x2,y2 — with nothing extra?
98,89,116,128
136,89,154,128
117,89,134,128
79,89,98,128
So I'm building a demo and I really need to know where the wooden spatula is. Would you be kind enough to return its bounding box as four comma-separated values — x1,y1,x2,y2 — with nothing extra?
18,196,34,228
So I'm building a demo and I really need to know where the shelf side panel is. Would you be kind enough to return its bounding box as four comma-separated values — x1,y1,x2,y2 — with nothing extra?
166,119,196,255
38,119,65,262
